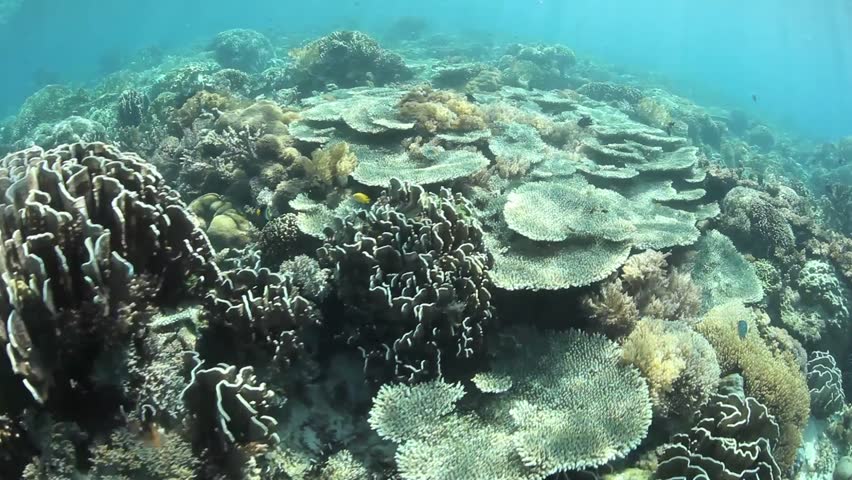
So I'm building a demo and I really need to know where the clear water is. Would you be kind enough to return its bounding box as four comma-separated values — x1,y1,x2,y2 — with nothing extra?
2,0,851,140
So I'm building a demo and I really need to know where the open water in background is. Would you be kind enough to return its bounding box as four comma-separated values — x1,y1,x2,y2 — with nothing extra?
0,0,851,141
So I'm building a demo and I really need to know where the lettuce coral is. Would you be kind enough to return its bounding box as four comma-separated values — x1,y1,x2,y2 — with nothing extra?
695,302,810,469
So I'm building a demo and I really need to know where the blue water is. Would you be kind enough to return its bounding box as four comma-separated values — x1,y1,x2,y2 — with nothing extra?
1,0,851,141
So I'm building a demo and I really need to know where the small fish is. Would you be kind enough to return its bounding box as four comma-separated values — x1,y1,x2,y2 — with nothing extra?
465,92,477,103
752,94,758,103
577,115,594,128
665,121,676,136
737,319,749,339
352,192,371,204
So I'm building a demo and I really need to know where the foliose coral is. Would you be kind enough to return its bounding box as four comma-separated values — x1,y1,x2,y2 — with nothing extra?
807,351,845,419
656,393,781,480
318,179,494,383
182,352,279,459
211,28,274,72
0,142,218,404
204,266,319,369
369,328,652,480
696,302,810,469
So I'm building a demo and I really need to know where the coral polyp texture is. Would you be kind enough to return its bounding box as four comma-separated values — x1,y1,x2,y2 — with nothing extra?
656,393,782,480
318,179,494,383
368,328,652,480
0,142,217,403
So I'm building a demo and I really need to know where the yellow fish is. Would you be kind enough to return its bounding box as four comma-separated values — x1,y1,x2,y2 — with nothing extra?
352,192,371,204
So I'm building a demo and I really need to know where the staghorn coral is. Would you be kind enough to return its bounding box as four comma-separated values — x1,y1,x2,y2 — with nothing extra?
807,351,845,419
695,302,810,470
621,318,721,419
583,250,701,337
0,142,218,404
211,29,274,72
89,427,199,479
369,328,652,480
289,31,411,89
318,179,494,383
398,86,487,133
656,392,781,480
304,141,358,187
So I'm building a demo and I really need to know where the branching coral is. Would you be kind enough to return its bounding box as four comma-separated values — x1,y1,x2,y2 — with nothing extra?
89,427,199,479
621,319,720,419
583,250,701,337
398,86,487,133
695,302,810,470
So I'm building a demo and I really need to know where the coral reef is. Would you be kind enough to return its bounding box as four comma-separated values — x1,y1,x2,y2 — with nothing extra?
318,179,494,383
289,31,411,89
304,141,358,187
211,28,274,72
807,351,845,419
583,250,701,336
0,142,217,403
499,43,576,89
696,302,810,469
257,213,305,266
718,186,795,257
656,393,781,480
369,328,652,480
188,193,256,250
621,318,720,419
684,230,764,311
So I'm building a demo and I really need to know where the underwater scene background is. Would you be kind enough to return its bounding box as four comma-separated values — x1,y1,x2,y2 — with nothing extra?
0,1,851,479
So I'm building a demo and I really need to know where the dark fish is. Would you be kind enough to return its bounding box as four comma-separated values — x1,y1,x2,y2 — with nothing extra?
665,121,676,136
465,92,477,103
577,115,593,128
737,319,749,339
752,94,758,103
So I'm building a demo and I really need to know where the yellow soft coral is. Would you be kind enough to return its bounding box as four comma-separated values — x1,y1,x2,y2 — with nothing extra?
398,86,487,133
305,141,358,187
622,318,720,419
636,97,672,129
696,302,810,470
